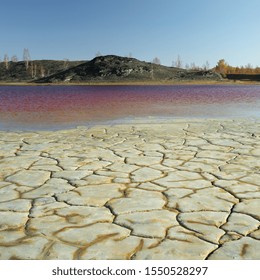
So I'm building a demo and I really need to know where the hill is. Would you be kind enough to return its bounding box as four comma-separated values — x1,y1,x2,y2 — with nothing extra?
0,60,85,82
0,55,222,83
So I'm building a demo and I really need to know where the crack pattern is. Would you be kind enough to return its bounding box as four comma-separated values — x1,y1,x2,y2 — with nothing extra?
0,119,259,259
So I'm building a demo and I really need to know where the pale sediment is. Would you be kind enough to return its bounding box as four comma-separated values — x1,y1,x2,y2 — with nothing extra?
0,118,259,260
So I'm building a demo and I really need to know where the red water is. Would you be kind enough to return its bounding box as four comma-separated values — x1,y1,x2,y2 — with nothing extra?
0,85,259,130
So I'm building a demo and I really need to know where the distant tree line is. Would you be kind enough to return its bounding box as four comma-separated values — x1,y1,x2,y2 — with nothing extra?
151,55,210,70
0,48,70,79
2,50,259,77
215,59,260,75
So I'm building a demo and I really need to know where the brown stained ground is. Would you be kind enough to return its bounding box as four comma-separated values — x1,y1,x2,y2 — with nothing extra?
0,119,259,259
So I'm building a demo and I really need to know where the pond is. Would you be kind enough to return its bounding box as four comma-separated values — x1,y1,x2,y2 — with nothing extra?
0,84,260,130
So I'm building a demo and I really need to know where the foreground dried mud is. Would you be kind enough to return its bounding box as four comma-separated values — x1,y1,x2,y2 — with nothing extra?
0,119,259,260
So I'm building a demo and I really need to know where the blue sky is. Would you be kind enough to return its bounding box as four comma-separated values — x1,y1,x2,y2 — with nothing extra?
1,0,260,67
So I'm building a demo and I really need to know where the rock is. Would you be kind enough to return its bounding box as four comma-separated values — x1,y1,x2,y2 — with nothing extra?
22,178,74,199
167,187,238,212
0,236,50,260
80,236,144,260
131,167,163,182
234,199,260,219
56,223,130,246
177,211,229,243
6,170,50,187
208,237,260,259
221,213,260,235
56,184,125,206
135,238,217,260
108,188,165,215
0,212,29,230
115,210,178,238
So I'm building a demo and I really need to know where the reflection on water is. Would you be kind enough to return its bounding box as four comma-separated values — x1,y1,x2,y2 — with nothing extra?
0,85,260,130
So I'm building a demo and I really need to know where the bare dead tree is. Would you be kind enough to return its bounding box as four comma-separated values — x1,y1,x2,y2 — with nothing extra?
63,58,69,70
190,62,201,70
30,62,35,78
4,54,9,69
203,60,210,70
23,48,31,70
175,55,182,68
11,55,18,62
152,57,161,65
40,65,45,77
34,64,37,78
30,63,37,78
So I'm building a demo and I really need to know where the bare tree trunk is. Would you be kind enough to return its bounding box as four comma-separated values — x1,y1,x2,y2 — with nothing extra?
151,65,154,80
34,64,37,78
203,60,210,70
176,55,182,68
152,57,161,65
40,65,45,77
30,62,34,78
11,55,18,62
4,54,9,70
23,48,31,70
63,58,69,70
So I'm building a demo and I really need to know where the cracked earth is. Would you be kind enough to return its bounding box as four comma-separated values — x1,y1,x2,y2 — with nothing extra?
0,119,259,260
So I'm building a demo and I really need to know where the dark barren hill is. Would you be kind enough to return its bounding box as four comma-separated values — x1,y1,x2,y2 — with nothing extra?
35,55,222,83
0,55,222,83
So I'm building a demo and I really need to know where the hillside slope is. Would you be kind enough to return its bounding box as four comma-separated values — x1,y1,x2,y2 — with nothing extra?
0,55,222,83
36,55,222,83
0,60,85,82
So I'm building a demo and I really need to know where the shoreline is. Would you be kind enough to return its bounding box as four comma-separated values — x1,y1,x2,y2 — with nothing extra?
1,116,259,133
0,118,259,259
1,79,260,86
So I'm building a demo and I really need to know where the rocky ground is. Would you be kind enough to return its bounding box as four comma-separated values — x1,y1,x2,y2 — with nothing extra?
35,55,222,83
0,119,259,259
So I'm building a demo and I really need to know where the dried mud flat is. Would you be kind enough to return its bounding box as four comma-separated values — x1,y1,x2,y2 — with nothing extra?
0,119,259,260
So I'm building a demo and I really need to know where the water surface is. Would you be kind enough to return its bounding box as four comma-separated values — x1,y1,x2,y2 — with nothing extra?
0,85,260,130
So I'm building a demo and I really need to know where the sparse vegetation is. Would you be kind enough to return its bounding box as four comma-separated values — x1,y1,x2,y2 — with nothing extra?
0,50,259,83
34,55,222,84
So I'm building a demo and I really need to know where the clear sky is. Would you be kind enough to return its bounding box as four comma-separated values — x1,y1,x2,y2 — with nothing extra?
1,0,260,68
